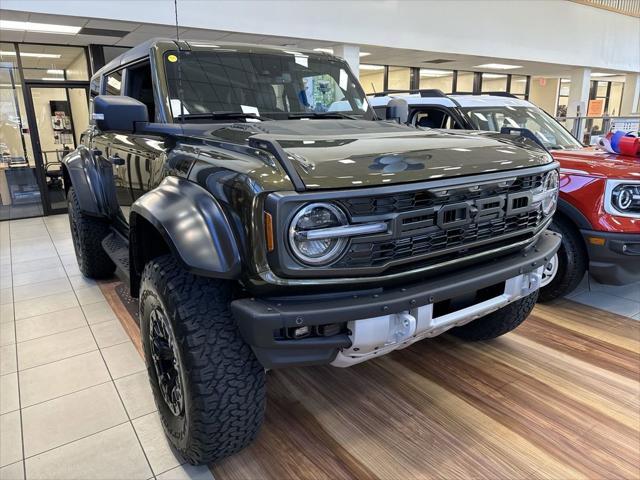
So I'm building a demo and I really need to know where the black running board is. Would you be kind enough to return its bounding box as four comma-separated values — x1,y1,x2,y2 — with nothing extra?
102,231,131,284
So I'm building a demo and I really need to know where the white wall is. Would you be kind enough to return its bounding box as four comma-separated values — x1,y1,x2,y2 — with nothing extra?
3,0,640,73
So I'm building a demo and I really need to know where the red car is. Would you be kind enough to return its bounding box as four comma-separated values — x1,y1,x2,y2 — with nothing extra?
549,147,639,300
369,92,640,300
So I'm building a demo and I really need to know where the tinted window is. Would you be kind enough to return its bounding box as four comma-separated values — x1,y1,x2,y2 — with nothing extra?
126,62,156,121
105,70,123,95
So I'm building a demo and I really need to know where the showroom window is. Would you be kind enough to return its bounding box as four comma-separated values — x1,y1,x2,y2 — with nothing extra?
18,44,89,81
419,69,453,93
510,75,528,99
387,66,411,90
360,64,385,94
455,71,475,93
480,73,508,93
608,81,623,116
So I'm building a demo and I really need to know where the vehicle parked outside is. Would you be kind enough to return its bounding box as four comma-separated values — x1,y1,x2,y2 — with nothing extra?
370,91,640,301
63,40,560,464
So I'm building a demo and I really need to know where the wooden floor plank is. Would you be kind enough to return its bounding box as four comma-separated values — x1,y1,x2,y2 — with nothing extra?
99,281,640,479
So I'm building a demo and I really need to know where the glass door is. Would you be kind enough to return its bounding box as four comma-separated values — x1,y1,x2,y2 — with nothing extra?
24,83,89,214
0,62,42,220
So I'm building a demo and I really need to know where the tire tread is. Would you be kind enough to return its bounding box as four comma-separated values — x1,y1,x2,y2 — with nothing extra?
140,255,265,465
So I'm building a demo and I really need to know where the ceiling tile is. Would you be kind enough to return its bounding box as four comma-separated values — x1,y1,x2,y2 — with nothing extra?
74,34,122,45
115,32,156,47
180,29,233,41
132,24,189,35
0,9,29,21
22,32,78,44
0,30,25,43
26,13,87,27
84,19,139,31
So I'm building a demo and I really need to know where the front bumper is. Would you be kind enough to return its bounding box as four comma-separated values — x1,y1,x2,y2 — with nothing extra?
581,230,640,285
231,230,561,368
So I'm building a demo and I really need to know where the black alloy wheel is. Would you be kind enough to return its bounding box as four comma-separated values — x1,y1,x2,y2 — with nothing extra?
149,307,185,418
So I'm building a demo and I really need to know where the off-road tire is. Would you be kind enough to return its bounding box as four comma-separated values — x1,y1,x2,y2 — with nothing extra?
68,186,115,278
140,254,266,465
450,291,538,341
538,217,587,303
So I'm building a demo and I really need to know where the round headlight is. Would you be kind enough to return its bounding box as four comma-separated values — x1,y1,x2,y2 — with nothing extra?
612,185,636,211
288,203,348,266
541,170,559,215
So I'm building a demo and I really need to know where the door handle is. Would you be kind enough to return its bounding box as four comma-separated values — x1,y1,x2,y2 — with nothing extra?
108,154,125,166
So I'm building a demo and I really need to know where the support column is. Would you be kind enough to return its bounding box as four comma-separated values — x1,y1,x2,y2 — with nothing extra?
566,68,591,140
620,73,640,115
333,44,360,79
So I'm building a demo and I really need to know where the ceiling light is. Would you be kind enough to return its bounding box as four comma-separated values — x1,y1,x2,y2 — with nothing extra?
591,72,616,77
0,51,61,59
46,69,64,75
475,63,522,70
420,69,451,77
0,20,81,35
561,79,571,83
360,64,384,71
41,77,65,81
313,47,370,57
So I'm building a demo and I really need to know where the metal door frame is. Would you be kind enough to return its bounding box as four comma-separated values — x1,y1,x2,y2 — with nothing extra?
23,80,90,215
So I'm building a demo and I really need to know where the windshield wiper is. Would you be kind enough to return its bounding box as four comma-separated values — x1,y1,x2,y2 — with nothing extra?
288,112,359,120
175,112,271,121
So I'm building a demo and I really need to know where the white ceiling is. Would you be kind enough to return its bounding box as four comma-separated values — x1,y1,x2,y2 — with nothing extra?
0,9,633,79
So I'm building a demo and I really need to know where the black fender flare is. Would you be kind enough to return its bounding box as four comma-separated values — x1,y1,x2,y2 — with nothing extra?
62,145,117,217
131,176,242,279
556,197,593,230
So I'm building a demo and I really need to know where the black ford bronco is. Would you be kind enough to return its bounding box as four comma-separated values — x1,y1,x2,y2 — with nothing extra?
63,39,561,464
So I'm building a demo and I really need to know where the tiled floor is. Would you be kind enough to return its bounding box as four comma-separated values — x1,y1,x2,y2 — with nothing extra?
0,215,214,480
1,214,638,479
568,274,640,320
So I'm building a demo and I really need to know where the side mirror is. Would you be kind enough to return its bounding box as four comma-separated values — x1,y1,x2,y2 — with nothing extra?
386,98,409,124
93,95,148,133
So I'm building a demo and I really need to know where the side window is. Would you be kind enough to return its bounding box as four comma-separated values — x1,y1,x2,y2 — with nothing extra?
125,61,156,121
444,116,462,129
105,70,123,95
414,109,449,129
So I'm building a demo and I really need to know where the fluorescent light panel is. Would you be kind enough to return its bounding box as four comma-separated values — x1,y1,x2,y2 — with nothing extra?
46,69,64,75
0,19,81,35
482,73,507,79
41,77,64,81
591,72,616,77
475,63,522,70
360,64,384,71
0,51,61,59
420,69,452,77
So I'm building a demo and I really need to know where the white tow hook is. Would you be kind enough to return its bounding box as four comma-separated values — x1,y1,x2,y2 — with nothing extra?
389,312,417,347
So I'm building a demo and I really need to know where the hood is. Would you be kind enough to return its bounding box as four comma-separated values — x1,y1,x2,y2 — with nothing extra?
551,147,640,181
210,120,553,190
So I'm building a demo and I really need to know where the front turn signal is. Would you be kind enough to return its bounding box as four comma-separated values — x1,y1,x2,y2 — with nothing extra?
264,212,275,252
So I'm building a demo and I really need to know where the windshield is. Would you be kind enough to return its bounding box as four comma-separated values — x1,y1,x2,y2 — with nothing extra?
461,105,583,150
164,49,373,121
